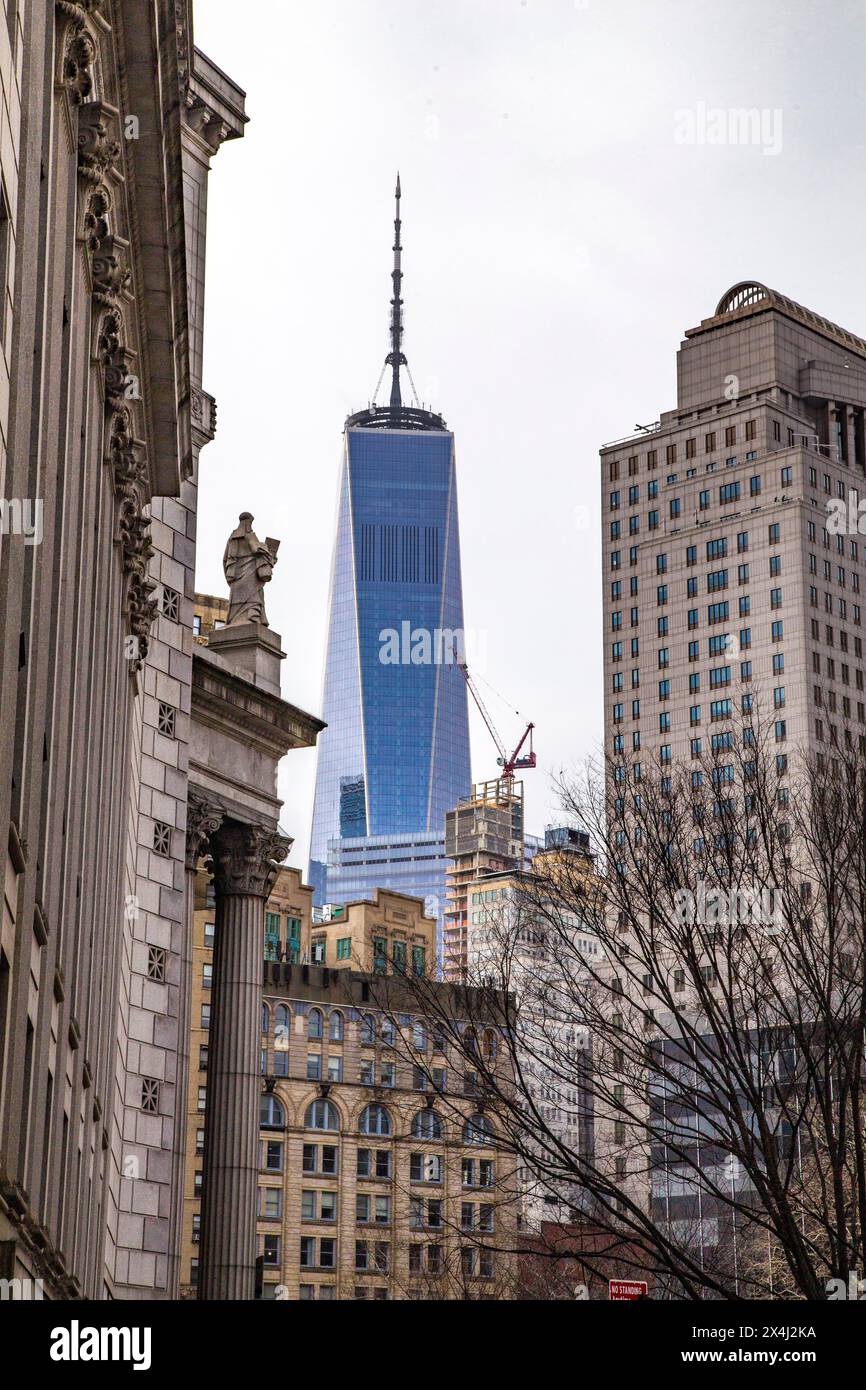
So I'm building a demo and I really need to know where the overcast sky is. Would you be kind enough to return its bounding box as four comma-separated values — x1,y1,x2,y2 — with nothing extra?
192,0,866,872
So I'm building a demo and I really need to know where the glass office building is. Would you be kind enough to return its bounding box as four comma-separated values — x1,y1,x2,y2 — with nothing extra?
309,420,472,953
309,180,472,961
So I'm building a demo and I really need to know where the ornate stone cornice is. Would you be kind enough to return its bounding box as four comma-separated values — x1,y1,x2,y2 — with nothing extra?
183,93,231,153
186,796,224,871
208,823,292,900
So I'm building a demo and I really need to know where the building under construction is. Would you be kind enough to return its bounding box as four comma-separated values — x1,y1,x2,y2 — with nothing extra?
442,778,527,980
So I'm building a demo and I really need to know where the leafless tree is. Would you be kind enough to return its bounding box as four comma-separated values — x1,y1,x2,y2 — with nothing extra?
374,716,866,1300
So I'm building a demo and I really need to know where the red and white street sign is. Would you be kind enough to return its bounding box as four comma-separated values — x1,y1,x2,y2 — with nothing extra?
608,1279,648,1301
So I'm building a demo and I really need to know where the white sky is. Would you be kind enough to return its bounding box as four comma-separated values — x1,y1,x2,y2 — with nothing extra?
192,0,866,872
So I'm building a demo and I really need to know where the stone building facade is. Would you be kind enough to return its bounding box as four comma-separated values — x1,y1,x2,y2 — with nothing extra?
181,878,459,1295
310,888,436,978
0,1,314,1303
255,965,518,1301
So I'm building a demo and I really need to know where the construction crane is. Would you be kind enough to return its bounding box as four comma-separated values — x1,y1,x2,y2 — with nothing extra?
456,658,536,781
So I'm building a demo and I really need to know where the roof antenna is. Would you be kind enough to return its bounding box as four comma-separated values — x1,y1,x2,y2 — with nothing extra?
385,173,406,409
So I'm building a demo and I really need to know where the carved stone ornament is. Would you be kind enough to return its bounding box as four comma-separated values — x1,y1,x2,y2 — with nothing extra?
98,308,135,409
207,824,292,900
107,408,157,669
185,796,225,871
97,307,122,361
82,183,111,255
61,23,96,106
127,570,158,671
91,235,131,307
78,102,122,185
57,1,104,15
176,7,191,94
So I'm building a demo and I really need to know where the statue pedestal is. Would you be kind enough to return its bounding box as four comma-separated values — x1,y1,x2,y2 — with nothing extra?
207,622,285,697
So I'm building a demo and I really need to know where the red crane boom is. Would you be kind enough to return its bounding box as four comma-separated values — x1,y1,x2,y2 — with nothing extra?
456,659,536,780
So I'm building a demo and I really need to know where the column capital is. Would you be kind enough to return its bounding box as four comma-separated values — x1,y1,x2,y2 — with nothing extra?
208,822,292,899
186,794,225,871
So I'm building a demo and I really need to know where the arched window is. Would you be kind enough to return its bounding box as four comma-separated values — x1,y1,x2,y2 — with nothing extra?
308,1008,323,1040
411,1110,442,1141
381,1017,395,1046
260,1094,285,1128
360,1014,376,1045
305,1099,339,1131
463,1112,493,1145
329,1011,344,1043
483,1029,497,1060
261,1003,270,1034
412,1021,427,1051
274,1004,290,1058
359,1104,392,1136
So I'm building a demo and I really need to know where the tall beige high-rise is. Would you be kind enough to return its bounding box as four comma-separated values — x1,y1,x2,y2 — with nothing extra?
601,283,866,789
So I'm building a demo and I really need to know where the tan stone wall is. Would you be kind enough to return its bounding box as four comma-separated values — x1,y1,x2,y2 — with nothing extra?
255,994,517,1300
312,890,436,978
179,884,518,1299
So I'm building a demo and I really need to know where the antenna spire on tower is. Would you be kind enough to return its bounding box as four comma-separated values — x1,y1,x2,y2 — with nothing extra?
386,172,406,409
350,178,447,431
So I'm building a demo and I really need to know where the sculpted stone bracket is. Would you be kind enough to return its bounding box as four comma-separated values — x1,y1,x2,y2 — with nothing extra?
207,824,293,901
184,93,232,155
77,99,121,187
91,233,132,309
186,797,225,872
190,388,217,447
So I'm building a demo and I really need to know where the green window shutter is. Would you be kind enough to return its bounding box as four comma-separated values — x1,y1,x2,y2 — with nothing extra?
373,937,387,974
336,937,351,960
412,945,425,977
264,911,280,960
285,917,301,963
392,941,407,974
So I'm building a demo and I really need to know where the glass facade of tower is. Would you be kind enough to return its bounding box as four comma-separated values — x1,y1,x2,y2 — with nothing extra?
309,425,471,958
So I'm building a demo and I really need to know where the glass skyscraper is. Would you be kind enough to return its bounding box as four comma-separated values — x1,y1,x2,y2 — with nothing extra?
309,179,471,957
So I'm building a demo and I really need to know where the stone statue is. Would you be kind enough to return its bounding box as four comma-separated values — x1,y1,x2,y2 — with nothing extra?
223,512,280,627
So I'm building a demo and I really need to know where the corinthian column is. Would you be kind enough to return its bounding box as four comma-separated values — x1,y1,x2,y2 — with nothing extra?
197,821,291,1300
168,795,224,1298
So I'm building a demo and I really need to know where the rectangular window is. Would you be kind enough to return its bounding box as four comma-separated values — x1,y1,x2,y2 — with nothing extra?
411,1152,443,1183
